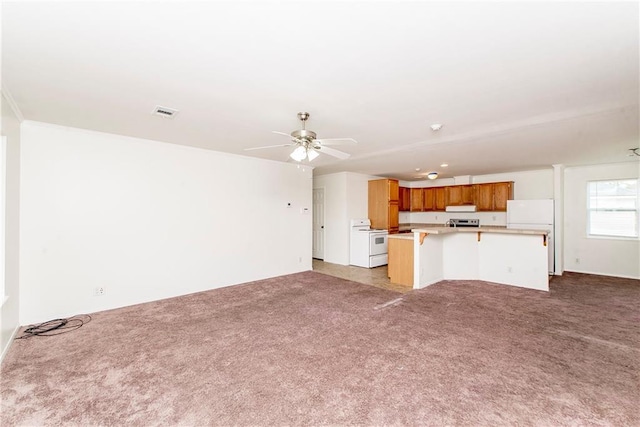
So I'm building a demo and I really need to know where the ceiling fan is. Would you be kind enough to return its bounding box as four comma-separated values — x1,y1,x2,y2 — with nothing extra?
244,112,357,162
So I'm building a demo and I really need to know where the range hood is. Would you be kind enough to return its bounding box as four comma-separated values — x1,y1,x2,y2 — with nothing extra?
445,205,477,213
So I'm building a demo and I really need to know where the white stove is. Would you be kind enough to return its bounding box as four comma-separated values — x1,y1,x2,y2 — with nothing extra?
349,219,389,268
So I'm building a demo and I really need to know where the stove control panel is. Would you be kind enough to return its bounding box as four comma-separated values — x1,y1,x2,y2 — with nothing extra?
450,218,480,227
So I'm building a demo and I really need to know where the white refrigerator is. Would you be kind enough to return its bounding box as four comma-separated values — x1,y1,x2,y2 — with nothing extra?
507,199,555,274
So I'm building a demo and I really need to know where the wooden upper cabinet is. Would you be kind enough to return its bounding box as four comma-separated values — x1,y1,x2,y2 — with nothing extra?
446,185,462,206
493,181,514,211
368,179,400,231
474,184,494,211
474,182,514,211
423,188,435,211
434,187,446,211
424,187,446,211
374,179,513,216
410,188,423,212
399,187,410,211
446,185,474,206
389,179,399,202
461,185,475,205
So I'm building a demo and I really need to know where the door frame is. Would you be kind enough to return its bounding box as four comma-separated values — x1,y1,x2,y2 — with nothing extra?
312,187,325,260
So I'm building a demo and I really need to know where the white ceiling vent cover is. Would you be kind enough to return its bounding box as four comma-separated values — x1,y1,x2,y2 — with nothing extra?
152,105,179,118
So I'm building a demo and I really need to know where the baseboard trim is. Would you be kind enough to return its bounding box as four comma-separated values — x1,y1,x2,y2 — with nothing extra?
0,325,20,365
563,269,640,280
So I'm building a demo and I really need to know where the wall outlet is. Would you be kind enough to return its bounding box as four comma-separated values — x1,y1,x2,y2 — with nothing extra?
575,258,580,264
94,287,105,296
507,266,513,273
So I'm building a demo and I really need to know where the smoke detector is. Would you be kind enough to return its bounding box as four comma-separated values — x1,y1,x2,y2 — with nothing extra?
152,105,179,118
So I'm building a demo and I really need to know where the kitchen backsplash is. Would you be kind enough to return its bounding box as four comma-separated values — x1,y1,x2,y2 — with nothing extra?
399,211,507,226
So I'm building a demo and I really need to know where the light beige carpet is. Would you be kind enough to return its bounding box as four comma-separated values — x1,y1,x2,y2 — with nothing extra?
1,271,638,425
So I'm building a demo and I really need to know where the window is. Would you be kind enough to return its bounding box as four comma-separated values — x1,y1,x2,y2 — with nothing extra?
588,179,639,238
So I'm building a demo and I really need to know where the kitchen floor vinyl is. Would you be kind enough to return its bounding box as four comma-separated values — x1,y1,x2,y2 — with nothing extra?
312,259,413,294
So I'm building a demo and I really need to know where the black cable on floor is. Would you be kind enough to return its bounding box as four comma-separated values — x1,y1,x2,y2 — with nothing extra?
15,314,92,339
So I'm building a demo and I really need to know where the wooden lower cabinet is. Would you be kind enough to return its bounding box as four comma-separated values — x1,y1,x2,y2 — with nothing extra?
388,237,414,286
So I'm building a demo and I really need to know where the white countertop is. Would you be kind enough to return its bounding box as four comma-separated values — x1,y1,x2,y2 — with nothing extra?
389,226,549,238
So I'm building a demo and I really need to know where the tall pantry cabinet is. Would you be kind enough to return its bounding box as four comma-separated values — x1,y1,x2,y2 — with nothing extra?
368,179,399,233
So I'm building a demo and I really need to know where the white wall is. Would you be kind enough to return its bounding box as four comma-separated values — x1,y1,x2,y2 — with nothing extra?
564,162,640,279
19,121,313,324
346,172,376,224
0,93,22,360
400,211,508,227
313,172,378,265
399,169,554,225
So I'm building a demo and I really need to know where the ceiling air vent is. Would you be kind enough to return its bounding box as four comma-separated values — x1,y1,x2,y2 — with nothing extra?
152,105,179,118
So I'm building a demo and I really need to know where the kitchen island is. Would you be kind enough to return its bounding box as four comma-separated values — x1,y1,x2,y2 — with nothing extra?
388,226,550,291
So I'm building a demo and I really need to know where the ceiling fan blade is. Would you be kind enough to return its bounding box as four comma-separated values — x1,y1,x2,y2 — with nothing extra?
272,131,293,138
316,146,351,160
243,143,294,151
314,137,358,146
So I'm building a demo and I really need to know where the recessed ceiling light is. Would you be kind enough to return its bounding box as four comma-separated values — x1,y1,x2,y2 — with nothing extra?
415,168,421,172
430,124,443,131
440,163,448,167
427,172,438,180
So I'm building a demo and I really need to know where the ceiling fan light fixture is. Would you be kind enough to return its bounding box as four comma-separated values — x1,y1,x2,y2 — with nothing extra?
427,172,438,180
307,149,319,161
290,146,307,162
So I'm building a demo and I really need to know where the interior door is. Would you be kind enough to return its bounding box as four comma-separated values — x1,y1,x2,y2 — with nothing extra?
312,188,325,260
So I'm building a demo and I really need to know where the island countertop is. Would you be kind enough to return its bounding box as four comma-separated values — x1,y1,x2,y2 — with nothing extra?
390,227,549,238
411,226,549,236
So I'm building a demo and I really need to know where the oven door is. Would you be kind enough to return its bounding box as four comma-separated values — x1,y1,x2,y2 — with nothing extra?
369,232,388,256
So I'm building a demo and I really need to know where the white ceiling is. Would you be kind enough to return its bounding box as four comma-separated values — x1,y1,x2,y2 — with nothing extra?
2,1,639,180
